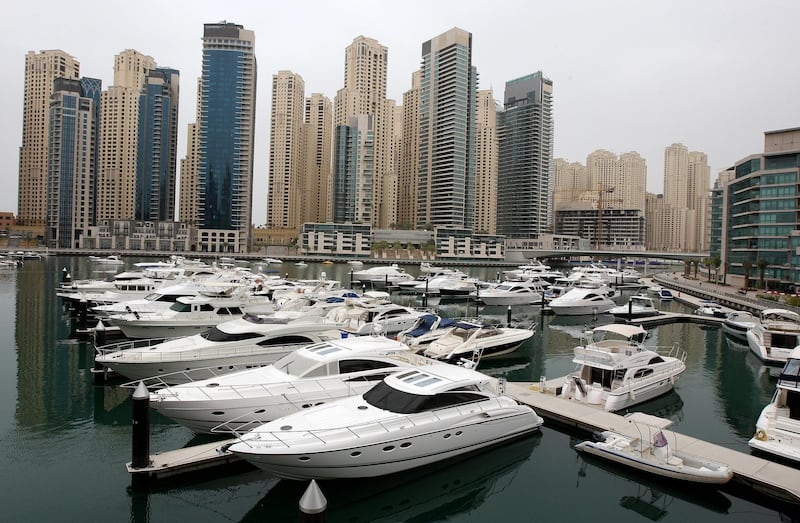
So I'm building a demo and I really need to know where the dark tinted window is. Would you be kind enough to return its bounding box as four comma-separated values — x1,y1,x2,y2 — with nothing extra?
338,359,398,374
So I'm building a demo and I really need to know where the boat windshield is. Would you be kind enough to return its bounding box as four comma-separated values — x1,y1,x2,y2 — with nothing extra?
271,351,322,378
363,381,485,414
200,327,262,342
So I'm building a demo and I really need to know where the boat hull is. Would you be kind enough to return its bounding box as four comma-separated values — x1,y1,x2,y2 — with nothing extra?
231,411,542,479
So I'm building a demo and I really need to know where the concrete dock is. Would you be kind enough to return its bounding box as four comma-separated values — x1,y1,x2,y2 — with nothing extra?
506,381,800,506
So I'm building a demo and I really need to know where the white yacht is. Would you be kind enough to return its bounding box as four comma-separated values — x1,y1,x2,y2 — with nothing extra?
749,346,800,463
226,363,544,479
609,294,661,319
471,280,546,306
421,320,535,363
721,310,760,342
148,336,431,434
324,301,428,336
693,300,727,318
106,287,273,338
351,263,414,288
398,314,459,347
94,314,342,382
558,324,687,412
89,255,124,265
548,283,616,316
746,308,800,364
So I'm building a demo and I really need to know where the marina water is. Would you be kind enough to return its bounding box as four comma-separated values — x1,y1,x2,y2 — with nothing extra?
0,256,795,521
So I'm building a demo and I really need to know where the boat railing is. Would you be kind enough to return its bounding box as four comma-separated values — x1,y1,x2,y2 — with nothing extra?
225,396,507,448
95,337,172,356
96,341,309,363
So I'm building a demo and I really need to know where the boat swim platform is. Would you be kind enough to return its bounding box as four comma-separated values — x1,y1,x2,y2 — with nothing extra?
126,438,242,480
506,381,800,506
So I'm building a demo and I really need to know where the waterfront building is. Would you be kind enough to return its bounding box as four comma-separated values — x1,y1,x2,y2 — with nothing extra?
496,71,554,239
474,89,498,235
267,70,306,232
555,206,645,251
194,21,256,253
300,223,371,257
80,218,193,251
715,127,800,291
709,168,735,276
97,50,157,222
435,227,504,260
137,67,180,222
179,121,200,225
659,143,710,252
46,77,101,248
416,27,477,229
553,158,588,211
18,50,80,228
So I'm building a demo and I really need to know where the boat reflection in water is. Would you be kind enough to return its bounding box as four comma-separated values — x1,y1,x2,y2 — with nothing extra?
573,438,732,518
240,433,541,522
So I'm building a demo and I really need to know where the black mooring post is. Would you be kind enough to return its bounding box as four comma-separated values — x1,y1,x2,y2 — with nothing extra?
131,382,151,469
507,305,512,326
77,298,88,332
299,480,327,522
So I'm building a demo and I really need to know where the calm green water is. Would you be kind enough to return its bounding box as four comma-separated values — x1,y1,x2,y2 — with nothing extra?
0,256,796,521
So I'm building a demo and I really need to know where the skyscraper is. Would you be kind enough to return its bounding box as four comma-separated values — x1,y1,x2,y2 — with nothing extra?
267,70,305,231
417,27,477,229
18,50,80,227
96,50,156,221
474,89,497,234
496,71,554,238
333,114,375,223
137,67,179,221
197,21,256,252
301,93,333,224
46,77,101,248
397,70,422,228
333,36,392,227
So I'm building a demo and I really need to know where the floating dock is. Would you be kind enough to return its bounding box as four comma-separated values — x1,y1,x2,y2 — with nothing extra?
506,381,800,506
127,438,241,479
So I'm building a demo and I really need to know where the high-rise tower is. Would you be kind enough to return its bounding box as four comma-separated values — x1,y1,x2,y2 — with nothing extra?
197,21,256,252
96,50,156,221
497,71,554,238
267,70,305,230
417,27,477,229
46,77,101,248
18,50,80,227
137,67,179,221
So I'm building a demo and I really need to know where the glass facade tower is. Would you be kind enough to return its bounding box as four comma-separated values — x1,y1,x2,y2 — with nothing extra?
198,22,256,252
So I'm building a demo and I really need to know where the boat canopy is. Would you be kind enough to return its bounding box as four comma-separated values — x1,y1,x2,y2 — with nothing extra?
591,324,647,339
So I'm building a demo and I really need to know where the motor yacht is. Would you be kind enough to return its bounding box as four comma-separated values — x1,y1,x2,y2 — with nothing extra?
693,300,727,318
558,324,687,411
397,314,459,347
609,294,661,319
351,263,414,288
548,283,616,316
721,310,760,342
749,346,800,463
106,287,273,339
148,336,433,434
471,280,546,306
226,363,544,479
324,301,428,336
89,255,124,266
94,314,343,382
746,308,800,364
421,320,535,363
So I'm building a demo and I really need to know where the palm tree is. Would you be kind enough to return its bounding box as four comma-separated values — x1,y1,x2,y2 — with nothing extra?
703,258,713,282
757,258,769,289
711,256,721,284
742,259,752,290
683,258,692,277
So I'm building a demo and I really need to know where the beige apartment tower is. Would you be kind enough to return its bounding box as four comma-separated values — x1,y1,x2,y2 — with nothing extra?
96,50,156,221
268,71,306,230
474,89,497,234
397,70,422,228
301,93,334,224
18,50,80,227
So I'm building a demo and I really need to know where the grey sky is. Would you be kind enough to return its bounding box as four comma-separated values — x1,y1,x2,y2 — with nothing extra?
3,0,798,224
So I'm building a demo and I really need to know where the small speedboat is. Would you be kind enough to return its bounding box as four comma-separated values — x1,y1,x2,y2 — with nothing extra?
693,301,727,318
227,363,544,479
421,319,535,363
575,423,733,484
609,294,661,319
89,255,124,265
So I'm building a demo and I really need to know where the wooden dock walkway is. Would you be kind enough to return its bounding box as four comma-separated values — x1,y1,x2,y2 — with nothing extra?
127,438,241,479
506,381,800,506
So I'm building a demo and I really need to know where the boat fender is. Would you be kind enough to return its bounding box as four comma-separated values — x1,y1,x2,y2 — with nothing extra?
755,428,767,441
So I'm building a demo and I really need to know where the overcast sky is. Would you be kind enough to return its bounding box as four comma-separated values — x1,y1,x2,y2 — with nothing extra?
3,0,798,224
